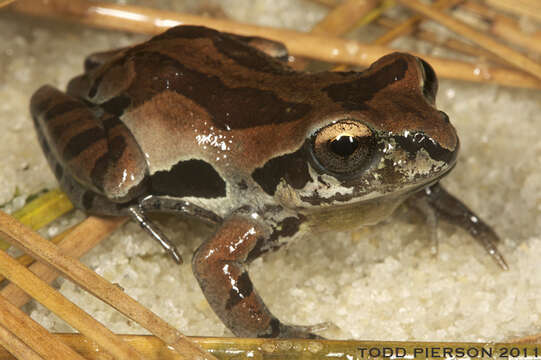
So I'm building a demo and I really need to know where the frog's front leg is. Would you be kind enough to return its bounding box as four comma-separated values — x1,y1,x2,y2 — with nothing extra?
408,183,508,270
192,215,321,338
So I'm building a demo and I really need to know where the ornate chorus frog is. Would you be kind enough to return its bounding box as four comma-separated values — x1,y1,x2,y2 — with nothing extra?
30,25,506,338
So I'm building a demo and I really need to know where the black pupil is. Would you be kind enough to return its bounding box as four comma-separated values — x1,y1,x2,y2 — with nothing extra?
329,135,359,157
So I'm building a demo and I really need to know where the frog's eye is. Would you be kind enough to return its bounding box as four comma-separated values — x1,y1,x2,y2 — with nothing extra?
417,57,438,104
312,120,376,176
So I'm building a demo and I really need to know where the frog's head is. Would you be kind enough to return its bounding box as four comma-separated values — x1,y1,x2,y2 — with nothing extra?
253,53,458,212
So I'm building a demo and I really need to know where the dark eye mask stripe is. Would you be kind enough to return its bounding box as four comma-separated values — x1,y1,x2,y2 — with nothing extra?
393,132,458,164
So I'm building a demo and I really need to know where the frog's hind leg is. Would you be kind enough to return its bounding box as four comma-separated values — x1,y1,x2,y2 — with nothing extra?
31,85,186,261
31,85,148,204
408,182,508,270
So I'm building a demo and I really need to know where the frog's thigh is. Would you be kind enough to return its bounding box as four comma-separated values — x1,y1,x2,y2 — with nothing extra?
192,216,319,338
31,85,147,202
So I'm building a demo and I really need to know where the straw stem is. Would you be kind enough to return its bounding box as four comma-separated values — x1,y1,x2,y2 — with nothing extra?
373,0,464,45
1,216,127,308
0,210,216,360
460,1,541,55
0,294,85,360
9,0,540,89
0,324,43,360
484,0,541,23
311,0,380,35
396,0,541,80
0,249,145,360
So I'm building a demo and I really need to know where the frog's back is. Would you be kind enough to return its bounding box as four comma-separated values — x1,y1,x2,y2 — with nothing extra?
84,26,339,188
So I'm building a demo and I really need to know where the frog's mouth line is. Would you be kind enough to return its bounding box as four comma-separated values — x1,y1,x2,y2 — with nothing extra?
299,159,457,207
399,159,458,198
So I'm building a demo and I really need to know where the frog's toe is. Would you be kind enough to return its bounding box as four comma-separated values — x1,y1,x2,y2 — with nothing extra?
278,322,331,339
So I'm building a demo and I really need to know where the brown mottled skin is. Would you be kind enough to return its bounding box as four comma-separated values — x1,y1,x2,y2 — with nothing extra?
30,26,506,338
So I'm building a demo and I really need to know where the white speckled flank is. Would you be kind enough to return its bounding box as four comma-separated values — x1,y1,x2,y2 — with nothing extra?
2,0,541,342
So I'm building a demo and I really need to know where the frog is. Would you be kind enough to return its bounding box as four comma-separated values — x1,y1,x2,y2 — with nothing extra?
30,25,507,339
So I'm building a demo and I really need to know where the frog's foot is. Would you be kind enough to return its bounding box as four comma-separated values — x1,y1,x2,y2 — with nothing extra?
127,205,183,264
275,322,331,339
408,182,508,270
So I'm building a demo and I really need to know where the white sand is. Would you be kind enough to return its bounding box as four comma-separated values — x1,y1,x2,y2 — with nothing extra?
1,0,540,342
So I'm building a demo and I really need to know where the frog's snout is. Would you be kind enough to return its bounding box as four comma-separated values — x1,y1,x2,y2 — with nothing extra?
392,110,459,172
436,110,459,167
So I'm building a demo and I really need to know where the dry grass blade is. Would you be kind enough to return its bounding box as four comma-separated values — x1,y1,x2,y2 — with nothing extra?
0,210,216,360
460,1,541,55
0,295,85,360
0,189,73,251
0,0,15,9
377,17,504,63
1,216,127,308
0,334,540,360
11,189,73,233
491,17,541,54
309,0,341,7
396,0,541,80
311,0,381,35
484,0,541,23
373,0,464,45
0,226,74,283
10,0,541,89
311,0,390,71
0,324,43,360
0,249,145,360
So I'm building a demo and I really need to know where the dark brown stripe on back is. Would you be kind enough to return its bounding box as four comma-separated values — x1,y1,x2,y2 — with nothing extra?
213,33,291,74
323,58,408,110
127,51,311,130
